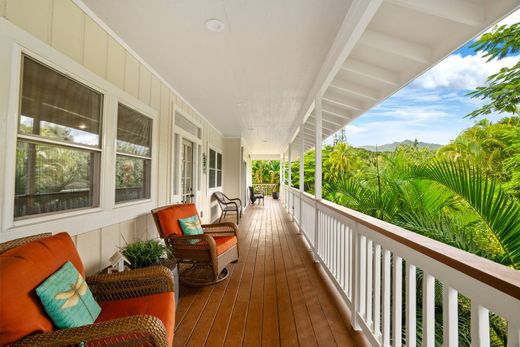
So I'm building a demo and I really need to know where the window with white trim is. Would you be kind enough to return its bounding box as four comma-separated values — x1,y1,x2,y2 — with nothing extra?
14,56,102,219
208,149,222,189
115,104,152,203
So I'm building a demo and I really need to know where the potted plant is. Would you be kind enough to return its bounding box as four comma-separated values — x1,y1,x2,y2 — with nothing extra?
272,183,280,199
121,239,168,269
121,239,179,308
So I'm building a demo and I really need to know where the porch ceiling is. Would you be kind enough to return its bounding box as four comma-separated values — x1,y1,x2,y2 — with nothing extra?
80,0,353,154
79,0,518,157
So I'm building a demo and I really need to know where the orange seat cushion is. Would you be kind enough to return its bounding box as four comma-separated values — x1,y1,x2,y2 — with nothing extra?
214,236,237,255
154,204,200,237
0,232,84,345
96,292,175,347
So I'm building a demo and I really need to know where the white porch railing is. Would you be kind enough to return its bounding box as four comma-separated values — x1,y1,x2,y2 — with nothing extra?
280,184,520,347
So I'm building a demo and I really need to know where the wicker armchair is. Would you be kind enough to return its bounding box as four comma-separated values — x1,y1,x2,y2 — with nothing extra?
0,233,175,347
248,186,264,205
151,203,239,286
213,191,243,224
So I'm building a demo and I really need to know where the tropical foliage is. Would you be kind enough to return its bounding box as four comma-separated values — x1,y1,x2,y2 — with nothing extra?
252,160,280,191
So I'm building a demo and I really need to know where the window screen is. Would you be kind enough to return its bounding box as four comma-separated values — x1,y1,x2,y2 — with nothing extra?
15,56,102,219
115,104,152,203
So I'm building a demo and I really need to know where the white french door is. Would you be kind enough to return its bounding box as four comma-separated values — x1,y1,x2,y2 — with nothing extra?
181,139,194,203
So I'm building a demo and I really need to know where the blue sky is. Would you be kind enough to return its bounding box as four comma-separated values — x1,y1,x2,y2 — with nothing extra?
343,9,520,147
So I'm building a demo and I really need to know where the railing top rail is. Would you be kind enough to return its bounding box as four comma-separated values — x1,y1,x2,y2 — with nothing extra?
317,198,520,300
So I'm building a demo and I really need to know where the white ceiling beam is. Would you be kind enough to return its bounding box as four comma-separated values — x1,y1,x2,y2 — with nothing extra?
329,77,379,101
342,58,400,86
386,0,484,27
308,114,344,128
359,29,431,64
322,109,352,125
304,121,336,133
322,101,354,118
287,0,383,147
323,90,365,112
323,111,349,127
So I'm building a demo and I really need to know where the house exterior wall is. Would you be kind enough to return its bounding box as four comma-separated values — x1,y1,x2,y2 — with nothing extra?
222,138,242,200
0,0,226,275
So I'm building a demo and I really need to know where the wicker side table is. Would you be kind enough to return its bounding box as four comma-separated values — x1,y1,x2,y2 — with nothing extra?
100,260,179,310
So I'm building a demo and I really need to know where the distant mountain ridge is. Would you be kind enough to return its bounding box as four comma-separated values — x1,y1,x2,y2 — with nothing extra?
359,140,442,152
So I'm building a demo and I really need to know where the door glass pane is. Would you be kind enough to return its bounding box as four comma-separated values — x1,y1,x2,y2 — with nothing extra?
209,149,216,168
217,153,222,170
117,104,152,157
20,56,103,147
209,169,216,189
217,170,222,187
15,140,100,218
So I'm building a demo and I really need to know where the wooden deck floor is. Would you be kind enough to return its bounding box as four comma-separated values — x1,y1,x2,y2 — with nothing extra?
173,198,362,347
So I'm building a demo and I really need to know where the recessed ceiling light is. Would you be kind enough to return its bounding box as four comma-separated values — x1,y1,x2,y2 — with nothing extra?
205,19,225,32
78,124,87,129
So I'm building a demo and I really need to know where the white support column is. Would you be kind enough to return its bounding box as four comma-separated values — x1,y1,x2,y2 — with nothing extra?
299,128,305,193
299,127,304,232
314,98,323,267
288,146,292,217
280,153,285,205
315,97,322,200
288,147,292,188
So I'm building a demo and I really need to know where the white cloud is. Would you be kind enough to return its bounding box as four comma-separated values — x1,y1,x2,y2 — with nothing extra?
412,53,518,90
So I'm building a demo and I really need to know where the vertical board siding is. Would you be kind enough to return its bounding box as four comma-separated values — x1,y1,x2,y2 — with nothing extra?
1,0,225,272
83,16,107,78
51,0,85,63
5,0,52,43
106,37,126,88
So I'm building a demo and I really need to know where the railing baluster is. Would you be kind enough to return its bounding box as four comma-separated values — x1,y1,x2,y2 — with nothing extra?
359,235,367,319
393,256,403,347
406,263,416,347
443,285,458,347
382,249,391,346
374,243,382,341
471,303,490,347
348,224,353,298
340,223,345,291
366,239,373,326
423,272,435,347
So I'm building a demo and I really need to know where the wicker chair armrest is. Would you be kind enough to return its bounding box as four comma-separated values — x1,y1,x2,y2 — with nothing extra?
201,222,238,236
165,234,217,249
14,315,168,347
87,266,174,302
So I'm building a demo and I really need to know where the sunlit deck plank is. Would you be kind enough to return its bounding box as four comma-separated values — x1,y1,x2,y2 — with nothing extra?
174,198,358,346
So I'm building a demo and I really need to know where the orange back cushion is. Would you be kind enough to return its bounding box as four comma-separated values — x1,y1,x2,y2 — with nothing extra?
154,204,200,237
0,232,84,345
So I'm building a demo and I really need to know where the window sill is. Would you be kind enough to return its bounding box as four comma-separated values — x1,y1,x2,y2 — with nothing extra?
113,197,153,209
12,206,104,229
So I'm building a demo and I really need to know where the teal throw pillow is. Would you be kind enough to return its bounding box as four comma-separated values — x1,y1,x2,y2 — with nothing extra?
36,261,101,329
179,215,203,244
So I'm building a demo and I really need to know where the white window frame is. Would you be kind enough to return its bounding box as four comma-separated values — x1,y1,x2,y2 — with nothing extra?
0,19,158,241
208,146,223,191
114,102,154,206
